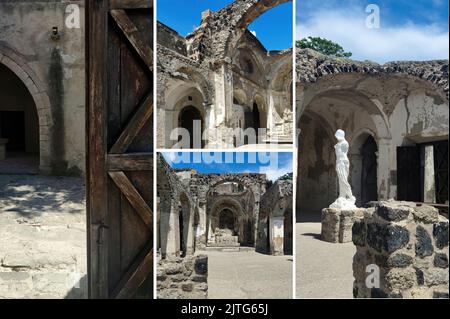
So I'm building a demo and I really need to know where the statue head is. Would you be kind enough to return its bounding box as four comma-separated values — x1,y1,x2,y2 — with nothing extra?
335,129,345,141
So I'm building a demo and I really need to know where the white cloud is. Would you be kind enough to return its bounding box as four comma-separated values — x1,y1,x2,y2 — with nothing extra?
297,9,449,63
259,157,293,181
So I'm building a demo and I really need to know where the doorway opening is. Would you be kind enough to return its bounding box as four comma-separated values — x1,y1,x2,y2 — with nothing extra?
361,135,378,206
0,64,39,174
178,105,203,148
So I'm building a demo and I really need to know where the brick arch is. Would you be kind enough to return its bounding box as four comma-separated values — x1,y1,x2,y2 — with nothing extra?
0,46,52,173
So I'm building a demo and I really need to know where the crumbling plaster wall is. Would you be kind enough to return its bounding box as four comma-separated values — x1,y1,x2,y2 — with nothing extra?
0,0,85,175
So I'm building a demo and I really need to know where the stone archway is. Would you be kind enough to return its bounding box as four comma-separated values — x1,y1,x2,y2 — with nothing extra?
0,47,52,174
178,105,204,148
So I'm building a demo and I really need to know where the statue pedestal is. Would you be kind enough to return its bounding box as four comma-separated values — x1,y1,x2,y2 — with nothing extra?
321,208,364,243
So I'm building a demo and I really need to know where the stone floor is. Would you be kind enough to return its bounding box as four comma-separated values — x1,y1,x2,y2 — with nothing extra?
296,220,355,298
207,250,293,299
0,153,39,175
0,175,87,299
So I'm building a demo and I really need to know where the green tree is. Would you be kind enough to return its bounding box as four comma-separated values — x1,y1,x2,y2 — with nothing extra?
296,37,352,58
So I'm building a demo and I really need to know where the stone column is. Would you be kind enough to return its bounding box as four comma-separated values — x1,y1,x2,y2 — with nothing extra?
210,62,234,148
423,145,436,203
377,138,391,200
160,193,180,258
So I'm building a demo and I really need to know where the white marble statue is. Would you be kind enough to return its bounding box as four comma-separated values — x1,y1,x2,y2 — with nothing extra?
330,129,357,210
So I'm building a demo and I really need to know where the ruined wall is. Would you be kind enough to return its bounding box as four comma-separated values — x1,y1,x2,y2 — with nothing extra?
296,48,449,213
157,254,208,299
0,0,85,175
353,201,449,298
157,0,293,148
258,179,293,255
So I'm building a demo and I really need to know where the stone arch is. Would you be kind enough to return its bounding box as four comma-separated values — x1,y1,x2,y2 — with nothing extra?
208,196,254,246
223,0,292,59
0,46,52,173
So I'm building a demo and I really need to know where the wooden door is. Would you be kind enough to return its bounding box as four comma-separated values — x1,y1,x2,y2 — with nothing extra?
87,0,154,299
397,146,420,202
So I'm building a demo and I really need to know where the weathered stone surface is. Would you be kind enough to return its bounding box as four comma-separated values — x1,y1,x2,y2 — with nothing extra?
434,253,448,268
415,226,434,257
376,202,413,222
353,201,449,299
367,223,410,253
412,205,439,224
433,221,449,249
386,254,413,268
321,208,340,243
352,220,366,246
157,254,208,299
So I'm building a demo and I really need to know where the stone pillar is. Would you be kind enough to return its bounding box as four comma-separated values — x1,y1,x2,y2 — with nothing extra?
353,200,449,298
270,217,284,255
321,208,364,243
160,193,180,258
377,138,391,200
423,145,436,203
210,63,234,148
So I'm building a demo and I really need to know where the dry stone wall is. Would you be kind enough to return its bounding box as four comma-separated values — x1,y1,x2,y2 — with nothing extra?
157,254,208,299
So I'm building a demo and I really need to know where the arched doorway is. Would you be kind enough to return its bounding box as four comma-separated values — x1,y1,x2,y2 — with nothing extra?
0,63,39,174
218,208,236,233
252,102,261,134
178,105,203,148
361,136,378,206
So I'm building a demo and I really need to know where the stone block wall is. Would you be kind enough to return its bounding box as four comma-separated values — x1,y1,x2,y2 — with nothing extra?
157,254,208,299
352,201,449,298
321,208,365,243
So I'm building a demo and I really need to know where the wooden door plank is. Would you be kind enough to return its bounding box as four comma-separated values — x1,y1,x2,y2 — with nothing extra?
87,0,110,299
110,9,153,72
110,0,153,10
111,245,153,299
109,93,153,154
107,153,153,171
108,171,153,228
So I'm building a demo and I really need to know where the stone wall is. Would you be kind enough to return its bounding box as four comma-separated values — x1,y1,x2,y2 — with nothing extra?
352,201,449,298
257,179,293,254
0,1,85,175
157,254,208,299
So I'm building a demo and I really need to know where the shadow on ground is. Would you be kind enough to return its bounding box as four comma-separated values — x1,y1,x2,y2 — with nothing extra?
0,175,85,218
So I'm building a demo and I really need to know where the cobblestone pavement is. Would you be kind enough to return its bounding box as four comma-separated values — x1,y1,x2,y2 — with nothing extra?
207,250,293,299
0,175,87,299
296,221,355,298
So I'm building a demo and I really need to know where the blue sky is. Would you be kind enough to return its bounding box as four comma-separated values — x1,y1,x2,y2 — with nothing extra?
162,152,293,181
158,0,292,50
297,0,449,63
